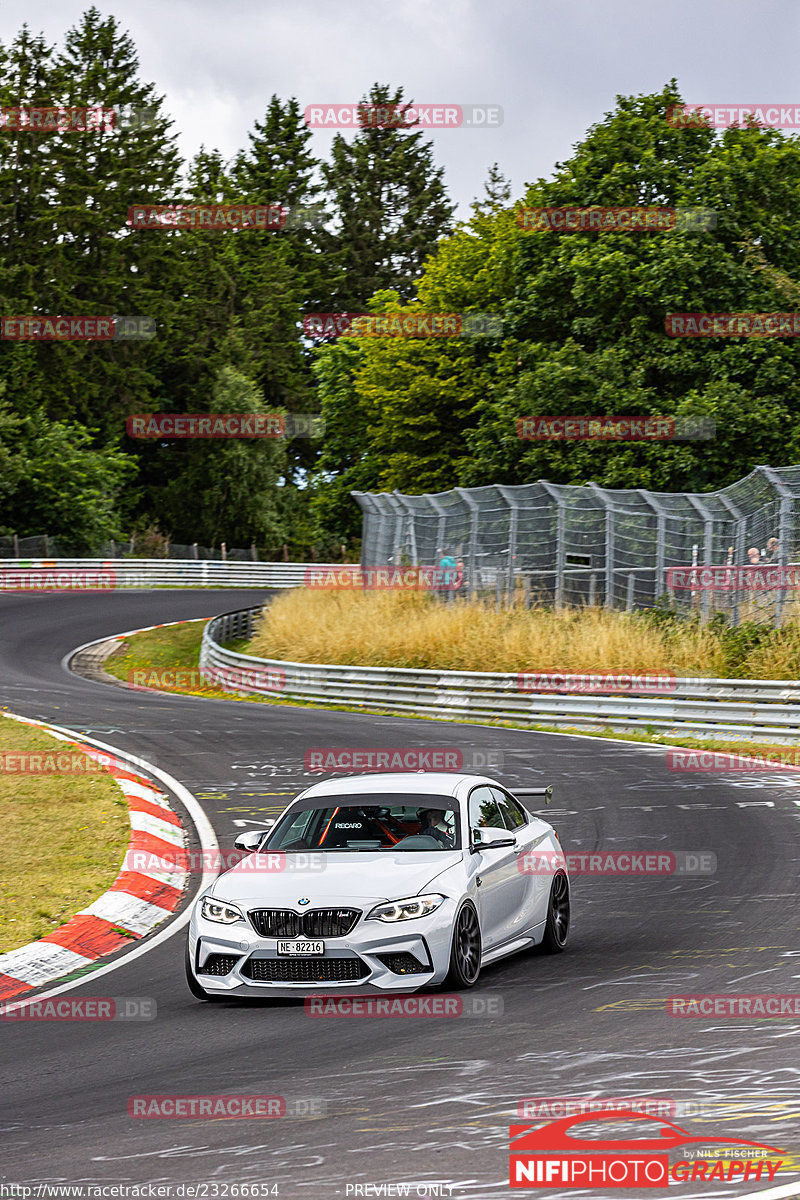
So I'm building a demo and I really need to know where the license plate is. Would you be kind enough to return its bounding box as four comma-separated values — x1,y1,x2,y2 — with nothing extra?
277,940,324,956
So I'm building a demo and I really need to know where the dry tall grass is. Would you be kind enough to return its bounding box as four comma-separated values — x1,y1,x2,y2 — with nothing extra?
248,591,750,675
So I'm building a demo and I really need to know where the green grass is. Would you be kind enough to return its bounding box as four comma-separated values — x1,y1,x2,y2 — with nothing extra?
0,717,130,953
104,620,269,702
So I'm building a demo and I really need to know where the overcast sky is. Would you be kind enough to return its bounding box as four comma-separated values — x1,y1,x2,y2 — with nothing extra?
2,0,798,217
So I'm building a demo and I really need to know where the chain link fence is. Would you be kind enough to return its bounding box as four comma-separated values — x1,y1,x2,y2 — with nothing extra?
354,465,800,625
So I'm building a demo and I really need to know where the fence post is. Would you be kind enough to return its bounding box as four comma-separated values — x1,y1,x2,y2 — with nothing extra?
588,484,615,609
496,484,519,606
626,572,635,612
717,493,747,625
393,492,418,566
637,490,667,609
539,482,565,608
43,534,49,556
455,488,480,599
192,542,198,560
13,533,18,559
221,542,227,562
129,535,135,556
424,493,449,570
757,466,793,627
251,543,258,562
686,495,715,623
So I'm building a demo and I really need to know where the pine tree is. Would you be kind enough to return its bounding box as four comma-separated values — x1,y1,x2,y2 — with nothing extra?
323,83,455,309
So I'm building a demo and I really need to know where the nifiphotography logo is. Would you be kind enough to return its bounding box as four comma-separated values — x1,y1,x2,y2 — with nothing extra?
509,1108,786,1188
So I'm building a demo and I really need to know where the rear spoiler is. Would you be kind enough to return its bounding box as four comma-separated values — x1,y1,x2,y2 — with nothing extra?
513,785,553,807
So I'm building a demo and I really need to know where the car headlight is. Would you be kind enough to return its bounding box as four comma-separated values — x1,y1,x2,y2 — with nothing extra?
200,897,243,925
366,894,446,922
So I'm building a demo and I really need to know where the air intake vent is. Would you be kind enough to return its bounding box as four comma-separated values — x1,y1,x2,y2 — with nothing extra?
199,953,240,976
241,956,369,983
376,952,430,975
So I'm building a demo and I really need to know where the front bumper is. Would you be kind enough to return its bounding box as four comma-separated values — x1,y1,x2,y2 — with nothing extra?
188,902,456,998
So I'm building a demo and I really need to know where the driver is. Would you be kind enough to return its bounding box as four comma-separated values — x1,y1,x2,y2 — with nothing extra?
419,808,454,848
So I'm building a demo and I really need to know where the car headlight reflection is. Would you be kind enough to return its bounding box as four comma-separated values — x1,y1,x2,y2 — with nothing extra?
200,897,243,925
367,893,445,922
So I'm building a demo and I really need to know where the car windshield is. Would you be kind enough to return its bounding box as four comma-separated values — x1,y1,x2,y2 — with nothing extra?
264,794,461,851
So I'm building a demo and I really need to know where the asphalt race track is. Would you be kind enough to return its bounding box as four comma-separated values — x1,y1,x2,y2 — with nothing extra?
1,590,799,1199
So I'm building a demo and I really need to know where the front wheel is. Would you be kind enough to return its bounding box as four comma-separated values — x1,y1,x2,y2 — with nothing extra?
538,872,570,953
185,937,211,1000
444,902,482,989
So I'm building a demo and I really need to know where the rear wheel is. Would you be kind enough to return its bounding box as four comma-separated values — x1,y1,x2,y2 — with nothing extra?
444,902,482,989
185,937,210,1000
539,872,570,953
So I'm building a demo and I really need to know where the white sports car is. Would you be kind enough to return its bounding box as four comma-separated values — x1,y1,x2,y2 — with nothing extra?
185,772,570,999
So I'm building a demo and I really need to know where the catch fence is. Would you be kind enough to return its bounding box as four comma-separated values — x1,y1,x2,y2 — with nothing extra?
354,465,800,624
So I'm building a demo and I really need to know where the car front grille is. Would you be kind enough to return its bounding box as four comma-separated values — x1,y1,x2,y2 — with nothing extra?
241,956,369,983
249,909,301,937
302,908,360,937
376,952,430,975
249,908,360,938
199,953,240,976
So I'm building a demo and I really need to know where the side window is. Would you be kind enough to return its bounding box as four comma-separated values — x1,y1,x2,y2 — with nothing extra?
468,786,505,831
272,808,317,848
491,787,528,830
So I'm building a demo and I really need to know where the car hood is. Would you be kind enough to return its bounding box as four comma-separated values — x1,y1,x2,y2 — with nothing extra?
210,850,464,906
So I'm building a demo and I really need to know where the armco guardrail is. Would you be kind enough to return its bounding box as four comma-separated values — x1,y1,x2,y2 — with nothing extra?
200,607,800,743
0,559,337,589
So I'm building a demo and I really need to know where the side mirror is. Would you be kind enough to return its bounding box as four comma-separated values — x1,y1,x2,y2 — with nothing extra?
472,826,516,851
234,831,267,853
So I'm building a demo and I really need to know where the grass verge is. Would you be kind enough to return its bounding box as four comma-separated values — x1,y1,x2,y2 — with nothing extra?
104,620,265,701
0,716,130,954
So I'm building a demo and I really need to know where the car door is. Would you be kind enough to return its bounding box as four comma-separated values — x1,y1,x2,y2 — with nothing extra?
491,787,552,934
467,785,522,949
